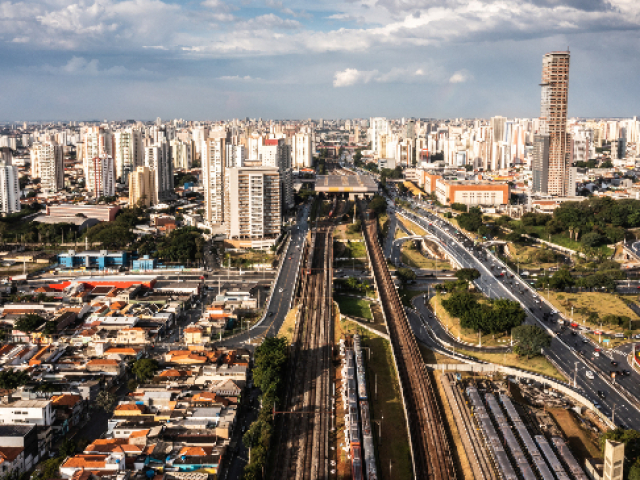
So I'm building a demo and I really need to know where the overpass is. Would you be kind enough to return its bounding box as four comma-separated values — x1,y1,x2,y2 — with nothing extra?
314,174,378,197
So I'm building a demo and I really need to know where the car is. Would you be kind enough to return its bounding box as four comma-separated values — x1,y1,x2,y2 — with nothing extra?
622,369,631,376
278,288,283,293
594,351,600,357
586,370,594,379
288,256,292,259
595,348,601,352
598,390,606,399
268,312,274,317
571,331,577,335
611,361,619,366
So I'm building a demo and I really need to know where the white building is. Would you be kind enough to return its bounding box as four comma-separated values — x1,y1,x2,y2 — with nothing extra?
225,144,245,168
290,132,312,169
114,128,143,182
0,149,20,214
369,117,389,156
203,137,226,225
81,126,113,186
145,142,173,202
0,400,53,427
170,139,193,170
259,138,293,210
30,141,64,193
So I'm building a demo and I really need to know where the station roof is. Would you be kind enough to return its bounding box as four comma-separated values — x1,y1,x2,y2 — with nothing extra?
315,175,378,193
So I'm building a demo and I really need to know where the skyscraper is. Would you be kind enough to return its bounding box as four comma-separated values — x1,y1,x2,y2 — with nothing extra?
539,51,570,196
145,142,173,202
129,166,156,208
0,148,20,214
203,137,226,225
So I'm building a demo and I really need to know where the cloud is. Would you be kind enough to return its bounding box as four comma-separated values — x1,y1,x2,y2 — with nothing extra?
12,37,30,43
218,74,262,81
333,65,446,86
37,56,150,77
449,69,472,83
333,68,379,87
239,13,302,30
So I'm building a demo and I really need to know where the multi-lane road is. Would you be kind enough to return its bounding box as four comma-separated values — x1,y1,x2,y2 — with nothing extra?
215,203,311,348
395,201,640,430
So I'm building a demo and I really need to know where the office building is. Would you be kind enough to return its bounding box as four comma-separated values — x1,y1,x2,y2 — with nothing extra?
129,166,156,208
532,134,550,194
30,141,64,193
203,137,226,225
224,166,281,244
539,51,571,196
89,155,116,197
145,143,173,202
0,149,20,214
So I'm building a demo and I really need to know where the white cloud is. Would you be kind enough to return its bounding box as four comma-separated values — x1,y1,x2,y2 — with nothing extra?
12,37,30,43
449,69,472,83
38,56,150,77
218,74,261,81
333,68,379,87
333,65,446,86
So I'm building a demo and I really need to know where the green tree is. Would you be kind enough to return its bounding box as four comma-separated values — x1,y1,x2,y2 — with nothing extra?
0,369,30,389
451,203,468,212
549,269,575,289
582,232,604,248
455,268,480,282
14,314,45,333
59,438,76,458
369,195,387,216
457,207,483,232
512,325,551,358
396,267,416,285
132,358,159,382
96,391,117,412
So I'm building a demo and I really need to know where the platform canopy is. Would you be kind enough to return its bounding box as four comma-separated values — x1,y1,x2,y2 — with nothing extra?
314,175,378,193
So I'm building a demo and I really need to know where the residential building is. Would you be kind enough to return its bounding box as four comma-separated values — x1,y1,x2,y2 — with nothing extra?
88,155,116,197
171,138,193,170
369,117,389,156
225,144,245,168
539,51,571,196
0,400,53,427
259,138,293,209
435,179,510,206
81,127,113,189
532,134,550,194
203,137,225,226
30,141,64,193
0,151,20,214
129,166,156,208
290,132,312,169
224,166,281,244
145,143,173,201
114,128,143,182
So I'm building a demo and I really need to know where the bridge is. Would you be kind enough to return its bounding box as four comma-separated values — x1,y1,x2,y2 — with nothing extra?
390,235,462,269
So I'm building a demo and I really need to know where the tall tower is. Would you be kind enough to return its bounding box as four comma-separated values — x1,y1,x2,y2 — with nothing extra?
539,51,570,196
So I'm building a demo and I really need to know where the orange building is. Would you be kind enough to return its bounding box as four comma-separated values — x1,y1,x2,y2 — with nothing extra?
435,179,510,206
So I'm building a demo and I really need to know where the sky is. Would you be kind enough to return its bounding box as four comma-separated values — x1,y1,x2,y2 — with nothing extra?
1,0,639,121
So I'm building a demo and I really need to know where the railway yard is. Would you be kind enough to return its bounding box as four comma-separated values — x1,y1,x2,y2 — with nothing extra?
267,188,602,480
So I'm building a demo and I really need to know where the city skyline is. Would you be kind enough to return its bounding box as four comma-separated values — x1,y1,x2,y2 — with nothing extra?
1,0,640,120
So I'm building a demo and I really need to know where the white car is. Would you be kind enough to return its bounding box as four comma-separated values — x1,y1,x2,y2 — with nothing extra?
586,370,594,379
593,351,600,357
278,288,283,293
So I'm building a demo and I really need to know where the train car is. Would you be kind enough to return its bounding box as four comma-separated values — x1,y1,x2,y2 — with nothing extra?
351,445,364,480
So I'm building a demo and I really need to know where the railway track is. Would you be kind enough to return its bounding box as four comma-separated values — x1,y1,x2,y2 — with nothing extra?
272,200,343,479
361,211,456,480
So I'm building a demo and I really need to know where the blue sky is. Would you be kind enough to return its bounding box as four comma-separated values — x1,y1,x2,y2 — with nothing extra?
1,0,639,120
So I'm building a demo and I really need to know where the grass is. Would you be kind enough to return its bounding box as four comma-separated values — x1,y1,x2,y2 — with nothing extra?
335,295,373,320
334,224,363,241
548,408,602,464
520,225,613,256
401,246,451,270
339,321,413,480
378,213,389,238
505,242,562,270
341,241,367,259
429,294,512,347
398,217,427,236
457,348,566,382
278,306,299,342
395,228,408,240
228,250,275,267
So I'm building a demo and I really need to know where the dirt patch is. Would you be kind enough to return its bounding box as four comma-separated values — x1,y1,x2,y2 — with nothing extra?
548,408,602,464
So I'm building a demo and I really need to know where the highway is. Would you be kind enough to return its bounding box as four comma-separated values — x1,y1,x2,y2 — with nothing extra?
214,202,311,348
395,202,640,430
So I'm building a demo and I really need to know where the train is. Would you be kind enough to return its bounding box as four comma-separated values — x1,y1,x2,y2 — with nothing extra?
352,335,378,480
328,197,338,218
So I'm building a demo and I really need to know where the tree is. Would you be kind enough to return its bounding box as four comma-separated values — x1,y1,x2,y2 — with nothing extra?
59,438,76,458
346,276,360,291
582,232,604,248
630,460,640,480
455,268,480,282
0,369,30,389
368,195,387,216
451,203,468,213
457,207,483,232
127,379,139,392
14,314,45,333
96,391,116,412
132,358,159,382
549,269,574,289
601,160,613,168
396,267,416,285
512,325,551,358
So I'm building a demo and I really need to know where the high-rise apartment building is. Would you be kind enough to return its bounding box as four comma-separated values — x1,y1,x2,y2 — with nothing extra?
259,138,293,210
224,167,281,241
114,129,143,182
0,148,20,214
129,166,156,208
81,126,113,188
225,145,245,168
171,139,193,170
532,134,550,194
30,141,64,193
290,133,312,169
369,117,389,156
203,137,226,225
145,143,173,202
89,155,116,197
539,51,571,196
